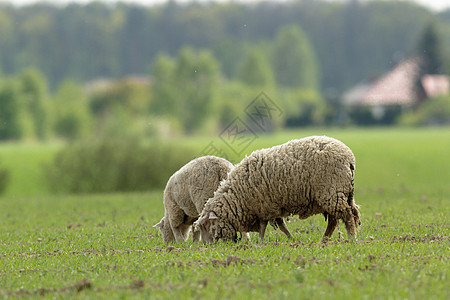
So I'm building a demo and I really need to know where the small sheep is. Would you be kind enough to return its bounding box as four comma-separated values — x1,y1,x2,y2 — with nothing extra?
153,156,234,243
194,136,361,243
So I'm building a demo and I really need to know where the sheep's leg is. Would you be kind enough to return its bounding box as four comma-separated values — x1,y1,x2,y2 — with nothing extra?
328,192,359,242
343,211,357,240
275,218,293,240
259,220,268,241
168,206,191,242
172,223,191,242
192,226,201,242
322,214,338,243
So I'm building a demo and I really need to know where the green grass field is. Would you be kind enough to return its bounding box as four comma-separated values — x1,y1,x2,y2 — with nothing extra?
0,128,449,299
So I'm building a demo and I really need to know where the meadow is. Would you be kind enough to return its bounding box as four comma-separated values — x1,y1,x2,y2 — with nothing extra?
0,128,449,299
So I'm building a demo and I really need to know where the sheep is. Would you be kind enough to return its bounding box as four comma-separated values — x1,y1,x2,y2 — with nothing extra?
153,156,234,243
153,155,293,243
194,136,361,243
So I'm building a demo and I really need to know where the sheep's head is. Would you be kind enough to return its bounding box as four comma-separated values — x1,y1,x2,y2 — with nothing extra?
194,211,237,243
153,217,175,244
193,213,213,243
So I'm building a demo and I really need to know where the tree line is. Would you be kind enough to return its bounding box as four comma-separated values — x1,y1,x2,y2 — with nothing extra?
0,0,449,141
0,23,325,141
0,0,449,92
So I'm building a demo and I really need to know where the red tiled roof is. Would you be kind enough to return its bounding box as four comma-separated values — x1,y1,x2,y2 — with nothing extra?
361,58,421,106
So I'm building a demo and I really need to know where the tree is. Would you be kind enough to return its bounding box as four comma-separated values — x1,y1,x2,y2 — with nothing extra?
272,25,319,90
88,77,151,137
416,21,447,74
119,6,153,74
175,48,219,133
0,79,22,140
19,68,49,140
52,80,91,140
237,47,274,87
214,81,252,129
151,48,220,133
0,159,9,194
150,54,177,116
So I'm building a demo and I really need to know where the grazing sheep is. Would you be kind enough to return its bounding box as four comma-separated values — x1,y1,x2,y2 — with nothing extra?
194,136,361,243
153,156,234,243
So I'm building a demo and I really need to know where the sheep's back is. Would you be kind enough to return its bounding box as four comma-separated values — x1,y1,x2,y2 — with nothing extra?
219,136,355,220
166,156,233,217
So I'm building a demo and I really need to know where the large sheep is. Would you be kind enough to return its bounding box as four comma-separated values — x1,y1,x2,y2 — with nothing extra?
194,136,361,243
153,156,234,243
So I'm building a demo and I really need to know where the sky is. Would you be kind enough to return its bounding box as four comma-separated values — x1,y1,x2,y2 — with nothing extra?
2,0,450,12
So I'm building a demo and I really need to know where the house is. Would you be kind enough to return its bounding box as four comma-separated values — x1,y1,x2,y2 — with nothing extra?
342,58,449,123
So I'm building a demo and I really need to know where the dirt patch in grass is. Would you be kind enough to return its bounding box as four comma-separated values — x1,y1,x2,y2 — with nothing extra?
0,245,211,259
0,279,93,297
392,234,448,243
1,278,214,297
2,235,447,261
167,255,261,268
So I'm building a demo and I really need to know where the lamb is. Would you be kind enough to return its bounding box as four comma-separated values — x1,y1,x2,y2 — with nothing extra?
194,136,361,243
153,156,234,243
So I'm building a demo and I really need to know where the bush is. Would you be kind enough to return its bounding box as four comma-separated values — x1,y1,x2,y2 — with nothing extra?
348,105,402,126
0,161,9,195
45,136,197,194
400,95,450,126
284,89,326,127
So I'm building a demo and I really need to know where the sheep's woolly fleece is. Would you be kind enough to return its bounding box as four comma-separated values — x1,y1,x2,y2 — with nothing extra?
195,136,361,242
154,156,233,243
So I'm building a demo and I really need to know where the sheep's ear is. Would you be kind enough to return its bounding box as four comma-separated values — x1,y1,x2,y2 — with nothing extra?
153,218,164,228
195,216,210,232
209,211,219,220
203,218,211,232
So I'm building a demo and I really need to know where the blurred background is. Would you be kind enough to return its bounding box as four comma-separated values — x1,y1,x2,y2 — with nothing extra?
0,0,449,196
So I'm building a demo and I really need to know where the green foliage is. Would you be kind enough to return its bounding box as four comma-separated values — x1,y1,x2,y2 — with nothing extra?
151,47,220,134
0,79,22,140
0,1,449,136
45,136,197,194
415,21,447,74
90,79,150,117
348,105,403,126
0,158,9,194
0,70,51,141
88,78,151,137
150,53,177,116
272,24,319,89
400,95,450,126
214,81,252,129
19,68,50,140
284,89,326,127
237,47,274,87
176,48,220,133
212,38,247,79
0,1,446,94
52,80,92,140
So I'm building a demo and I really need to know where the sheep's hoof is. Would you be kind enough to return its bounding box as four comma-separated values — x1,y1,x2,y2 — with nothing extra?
321,236,331,244
348,235,357,243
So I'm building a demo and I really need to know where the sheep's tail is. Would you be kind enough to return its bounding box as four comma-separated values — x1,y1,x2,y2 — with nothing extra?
347,163,355,207
348,162,361,228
